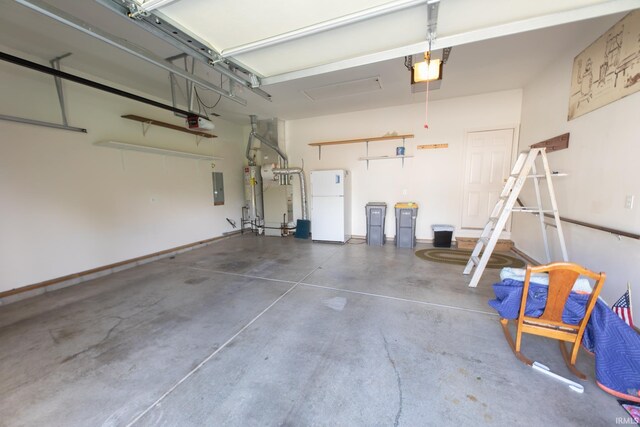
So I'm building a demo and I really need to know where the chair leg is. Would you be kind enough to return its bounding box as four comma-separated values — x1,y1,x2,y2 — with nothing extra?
559,341,587,380
500,318,533,366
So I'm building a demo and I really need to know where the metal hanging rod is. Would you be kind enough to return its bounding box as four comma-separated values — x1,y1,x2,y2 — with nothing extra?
0,114,87,133
0,51,205,119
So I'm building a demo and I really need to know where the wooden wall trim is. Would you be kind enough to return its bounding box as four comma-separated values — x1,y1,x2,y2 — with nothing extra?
0,232,240,299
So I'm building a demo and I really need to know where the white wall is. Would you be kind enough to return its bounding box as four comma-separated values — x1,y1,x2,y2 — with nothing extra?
512,39,640,309
0,50,245,292
285,89,522,240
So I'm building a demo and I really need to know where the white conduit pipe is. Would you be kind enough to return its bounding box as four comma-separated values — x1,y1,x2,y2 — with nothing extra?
272,168,308,220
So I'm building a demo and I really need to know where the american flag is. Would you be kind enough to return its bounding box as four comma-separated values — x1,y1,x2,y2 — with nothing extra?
612,286,634,328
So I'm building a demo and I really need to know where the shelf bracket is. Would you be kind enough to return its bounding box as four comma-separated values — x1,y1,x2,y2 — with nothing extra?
141,121,153,136
317,145,322,160
402,137,406,168
366,141,370,170
49,52,72,127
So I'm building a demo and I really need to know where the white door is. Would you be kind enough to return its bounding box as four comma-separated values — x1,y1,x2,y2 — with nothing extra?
462,129,514,229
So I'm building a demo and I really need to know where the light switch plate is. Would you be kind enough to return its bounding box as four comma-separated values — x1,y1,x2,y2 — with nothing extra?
625,195,634,210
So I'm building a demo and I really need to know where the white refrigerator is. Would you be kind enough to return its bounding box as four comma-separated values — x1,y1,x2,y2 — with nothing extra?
310,170,351,243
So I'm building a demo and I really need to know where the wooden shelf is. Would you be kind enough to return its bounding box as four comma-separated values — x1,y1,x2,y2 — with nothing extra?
122,114,217,138
309,134,413,146
358,155,414,161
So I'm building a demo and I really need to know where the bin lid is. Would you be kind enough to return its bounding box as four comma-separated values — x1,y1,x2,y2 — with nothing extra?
432,224,454,232
366,202,387,207
394,202,418,209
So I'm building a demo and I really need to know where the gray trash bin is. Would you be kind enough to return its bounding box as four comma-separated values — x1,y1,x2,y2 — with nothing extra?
394,203,418,248
432,224,454,247
365,202,387,246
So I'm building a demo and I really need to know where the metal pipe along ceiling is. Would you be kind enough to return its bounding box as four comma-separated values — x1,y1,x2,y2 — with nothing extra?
0,51,204,119
247,115,288,162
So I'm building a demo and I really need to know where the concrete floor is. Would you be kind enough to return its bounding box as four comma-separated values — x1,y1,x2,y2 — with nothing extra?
0,235,628,426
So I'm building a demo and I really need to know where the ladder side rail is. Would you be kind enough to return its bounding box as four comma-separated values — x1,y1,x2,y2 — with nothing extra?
463,220,496,274
464,152,528,275
468,150,539,287
531,160,551,263
540,150,569,261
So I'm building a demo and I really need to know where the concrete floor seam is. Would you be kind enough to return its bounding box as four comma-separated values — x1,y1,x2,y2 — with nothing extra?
178,254,497,317
297,281,499,317
127,246,342,426
125,281,300,427
183,265,299,285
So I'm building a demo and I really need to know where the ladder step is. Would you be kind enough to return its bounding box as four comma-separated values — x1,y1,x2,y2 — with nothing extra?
465,148,567,288
512,208,555,213
509,173,568,179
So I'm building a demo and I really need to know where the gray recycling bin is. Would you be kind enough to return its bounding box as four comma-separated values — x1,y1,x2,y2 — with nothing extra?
395,203,418,248
365,202,387,246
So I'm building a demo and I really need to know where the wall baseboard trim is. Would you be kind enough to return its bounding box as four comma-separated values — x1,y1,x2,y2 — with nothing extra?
0,231,241,305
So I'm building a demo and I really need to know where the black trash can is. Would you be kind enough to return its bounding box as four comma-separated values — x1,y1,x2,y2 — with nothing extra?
432,224,454,247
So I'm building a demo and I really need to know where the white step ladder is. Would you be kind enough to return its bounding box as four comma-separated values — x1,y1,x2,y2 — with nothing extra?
464,148,568,288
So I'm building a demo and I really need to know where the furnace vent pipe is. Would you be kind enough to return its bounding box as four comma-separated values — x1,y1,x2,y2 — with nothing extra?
246,115,288,163
272,167,308,220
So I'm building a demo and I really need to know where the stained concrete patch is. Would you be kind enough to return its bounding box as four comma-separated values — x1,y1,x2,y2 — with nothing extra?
184,277,209,285
323,296,347,311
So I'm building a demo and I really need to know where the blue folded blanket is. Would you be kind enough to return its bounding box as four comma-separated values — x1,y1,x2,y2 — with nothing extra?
490,279,640,402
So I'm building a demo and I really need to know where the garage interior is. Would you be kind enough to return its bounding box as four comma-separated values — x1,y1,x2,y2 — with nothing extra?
1,0,639,425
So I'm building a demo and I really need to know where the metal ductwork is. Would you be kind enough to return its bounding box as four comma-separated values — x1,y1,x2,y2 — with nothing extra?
246,115,287,164
272,167,308,220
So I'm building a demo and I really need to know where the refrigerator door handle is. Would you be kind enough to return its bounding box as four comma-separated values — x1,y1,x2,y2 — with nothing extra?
335,174,340,184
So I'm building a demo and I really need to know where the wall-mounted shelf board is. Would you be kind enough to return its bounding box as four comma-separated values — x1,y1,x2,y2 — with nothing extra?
358,155,414,161
418,143,448,150
530,133,569,153
94,140,223,160
309,134,414,161
122,114,217,139
309,134,414,146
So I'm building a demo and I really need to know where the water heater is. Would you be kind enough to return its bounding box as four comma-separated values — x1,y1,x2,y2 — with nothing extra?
243,165,264,226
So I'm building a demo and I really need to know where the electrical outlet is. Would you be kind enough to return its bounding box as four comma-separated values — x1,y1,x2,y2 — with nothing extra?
402,189,408,196
625,195,634,210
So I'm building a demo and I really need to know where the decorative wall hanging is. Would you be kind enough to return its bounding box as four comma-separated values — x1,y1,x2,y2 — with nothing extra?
568,11,640,120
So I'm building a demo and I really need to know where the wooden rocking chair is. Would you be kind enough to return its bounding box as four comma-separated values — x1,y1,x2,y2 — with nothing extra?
500,262,606,379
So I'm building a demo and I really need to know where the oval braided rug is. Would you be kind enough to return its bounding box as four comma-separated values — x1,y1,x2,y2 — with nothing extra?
415,248,525,269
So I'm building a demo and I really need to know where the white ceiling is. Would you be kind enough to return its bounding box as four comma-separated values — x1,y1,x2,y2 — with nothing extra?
0,0,637,124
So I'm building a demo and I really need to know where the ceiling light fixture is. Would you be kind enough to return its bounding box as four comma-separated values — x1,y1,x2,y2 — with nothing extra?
413,52,441,82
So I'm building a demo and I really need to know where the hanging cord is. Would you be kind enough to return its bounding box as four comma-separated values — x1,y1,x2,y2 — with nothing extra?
193,72,224,118
424,39,432,129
